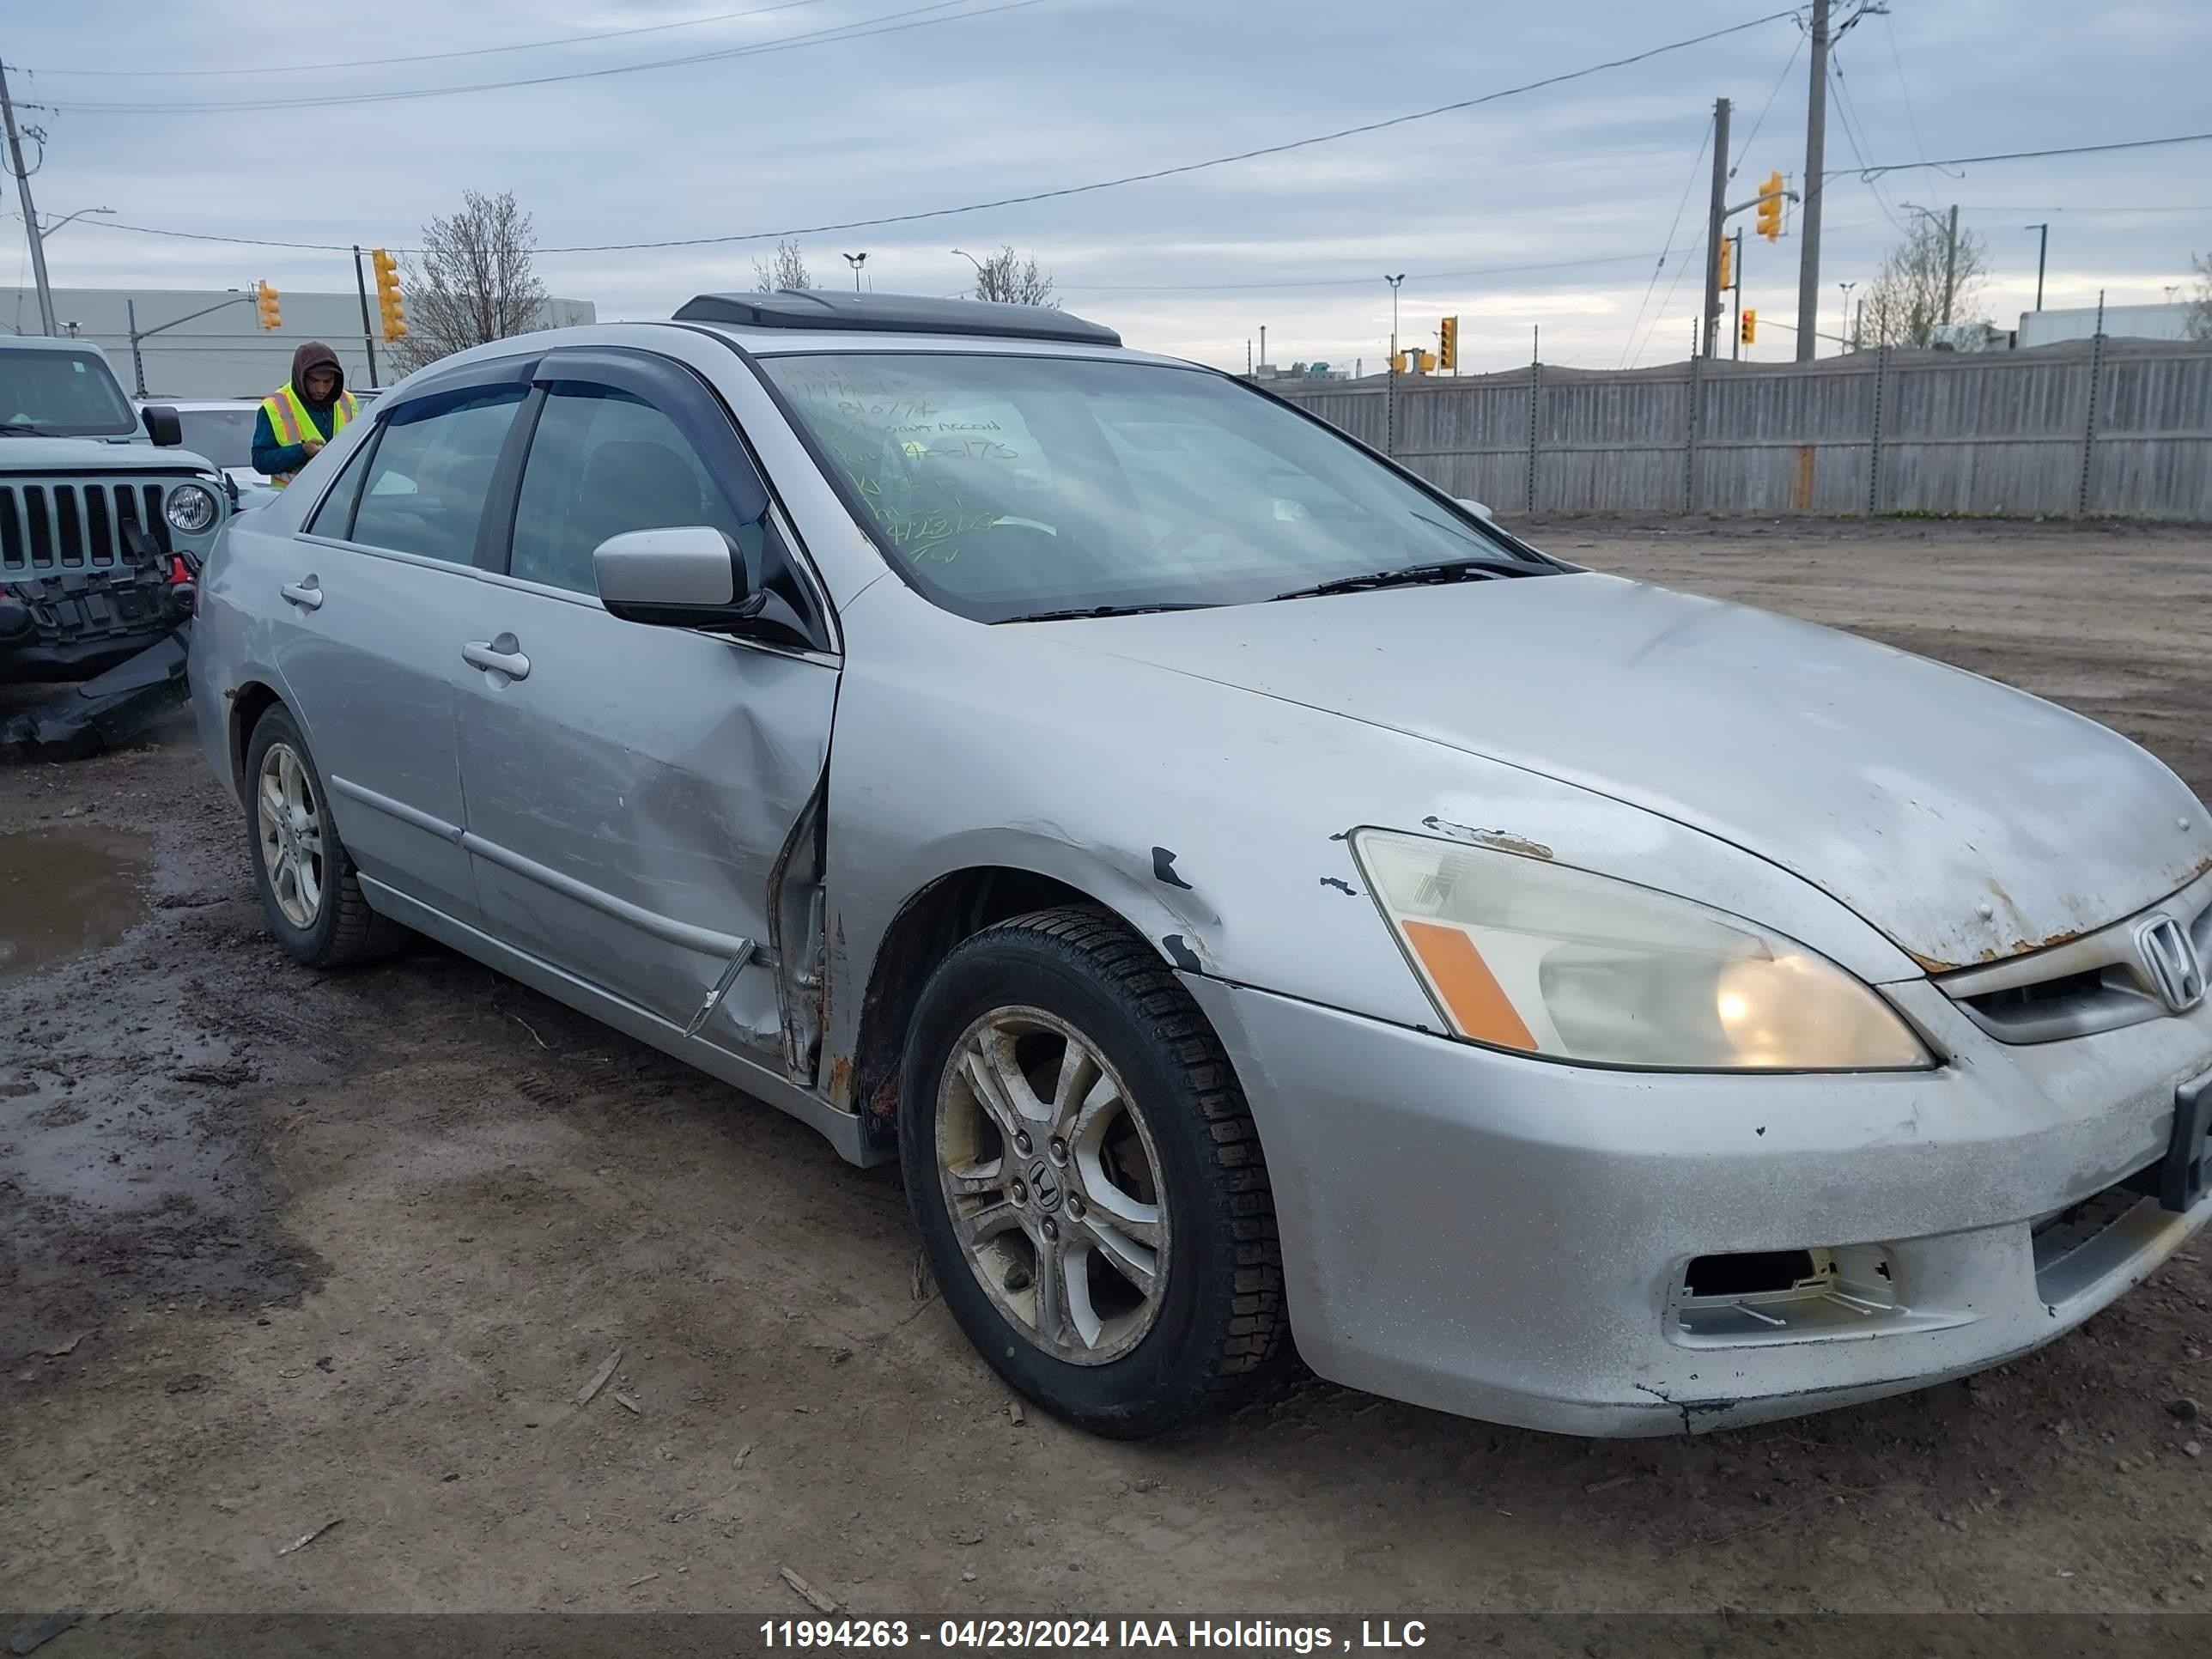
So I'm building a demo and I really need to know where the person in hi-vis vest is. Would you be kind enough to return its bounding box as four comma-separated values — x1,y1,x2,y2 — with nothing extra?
252,342,359,487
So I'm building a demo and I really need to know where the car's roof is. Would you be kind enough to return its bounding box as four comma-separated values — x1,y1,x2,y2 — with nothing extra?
1,335,113,356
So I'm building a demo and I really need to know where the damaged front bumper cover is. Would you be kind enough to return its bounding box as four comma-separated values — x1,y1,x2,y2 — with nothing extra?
1186,972,2212,1437
0,624,191,763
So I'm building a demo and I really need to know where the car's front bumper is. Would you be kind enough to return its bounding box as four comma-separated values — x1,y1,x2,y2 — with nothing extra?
1185,974,2212,1436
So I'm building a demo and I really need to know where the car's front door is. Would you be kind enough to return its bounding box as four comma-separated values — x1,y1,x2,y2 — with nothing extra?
273,363,534,925
451,348,839,1073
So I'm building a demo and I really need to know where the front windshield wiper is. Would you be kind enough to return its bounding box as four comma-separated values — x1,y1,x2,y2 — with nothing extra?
995,601,1218,623
0,420,58,436
1267,556,1531,603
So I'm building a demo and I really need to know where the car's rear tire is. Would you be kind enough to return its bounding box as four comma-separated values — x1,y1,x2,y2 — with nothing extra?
243,706,405,968
899,905,1287,1437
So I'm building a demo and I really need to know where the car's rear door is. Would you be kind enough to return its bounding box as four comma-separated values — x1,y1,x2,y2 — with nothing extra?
270,356,537,926
450,346,839,1073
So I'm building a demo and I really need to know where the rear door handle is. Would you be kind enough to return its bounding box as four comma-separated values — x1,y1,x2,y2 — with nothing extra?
463,635,531,682
279,578,323,611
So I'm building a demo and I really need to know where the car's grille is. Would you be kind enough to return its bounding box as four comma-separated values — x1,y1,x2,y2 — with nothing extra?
1937,874,2212,1043
0,481,171,574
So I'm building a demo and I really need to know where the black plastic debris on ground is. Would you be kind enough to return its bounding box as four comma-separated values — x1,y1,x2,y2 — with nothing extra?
1,628,191,763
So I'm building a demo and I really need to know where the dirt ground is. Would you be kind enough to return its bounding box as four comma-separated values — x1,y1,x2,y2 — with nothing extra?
5,517,2212,1625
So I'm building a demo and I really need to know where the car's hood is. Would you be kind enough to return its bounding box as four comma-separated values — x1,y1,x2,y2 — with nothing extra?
1052,572,2212,970
0,435,218,474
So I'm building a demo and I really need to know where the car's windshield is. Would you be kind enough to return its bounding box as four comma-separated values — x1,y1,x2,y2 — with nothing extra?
0,348,139,438
174,407,258,470
758,351,1548,621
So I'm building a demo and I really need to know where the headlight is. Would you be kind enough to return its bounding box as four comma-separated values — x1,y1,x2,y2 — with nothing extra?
1352,829,1932,1072
165,483,219,534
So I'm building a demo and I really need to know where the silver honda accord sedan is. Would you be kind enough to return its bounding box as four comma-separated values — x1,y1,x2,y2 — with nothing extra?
189,290,2212,1438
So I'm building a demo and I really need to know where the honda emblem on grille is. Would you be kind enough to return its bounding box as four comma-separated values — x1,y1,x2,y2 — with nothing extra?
2137,915,2206,1014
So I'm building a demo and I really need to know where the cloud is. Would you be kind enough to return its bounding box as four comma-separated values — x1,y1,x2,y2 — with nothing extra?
12,0,2209,373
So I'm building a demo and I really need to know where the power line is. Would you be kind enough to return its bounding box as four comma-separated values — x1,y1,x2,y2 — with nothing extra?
62,10,1809,255
1839,130,2212,180
1062,252,1662,294
1619,113,1712,368
1729,25,1804,178
1827,52,1911,236
14,0,836,77
34,0,1043,114
1881,8,1934,173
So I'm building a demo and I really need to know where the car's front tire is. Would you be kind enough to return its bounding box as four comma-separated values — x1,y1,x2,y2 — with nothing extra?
243,706,405,968
900,906,1287,1437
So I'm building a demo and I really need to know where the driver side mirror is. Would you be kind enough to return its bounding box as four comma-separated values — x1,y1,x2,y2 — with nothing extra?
1454,497,1496,523
592,526,767,630
142,405,184,447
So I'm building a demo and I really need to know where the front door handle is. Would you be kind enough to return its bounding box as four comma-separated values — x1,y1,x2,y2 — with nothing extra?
279,578,323,611
463,635,531,682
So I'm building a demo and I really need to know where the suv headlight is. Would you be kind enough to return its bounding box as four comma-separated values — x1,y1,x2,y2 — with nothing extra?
1352,829,1932,1072
165,483,219,534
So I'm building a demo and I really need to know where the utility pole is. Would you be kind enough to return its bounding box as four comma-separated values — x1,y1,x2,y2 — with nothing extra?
2025,222,2048,312
1259,324,1267,370
1942,204,1959,324
1702,97,1731,359
1794,0,1831,361
0,60,55,337
351,246,381,389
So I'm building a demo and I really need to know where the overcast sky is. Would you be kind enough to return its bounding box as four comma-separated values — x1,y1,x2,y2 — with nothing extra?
6,0,2208,373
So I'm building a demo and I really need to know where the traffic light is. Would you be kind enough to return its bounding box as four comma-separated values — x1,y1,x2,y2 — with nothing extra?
1716,238,1733,294
372,248,407,342
1754,172,1785,243
253,280,281,331
1391,350,1407,374
1740,308,1758,346
1438,315,1458,370
1418,349,1436,374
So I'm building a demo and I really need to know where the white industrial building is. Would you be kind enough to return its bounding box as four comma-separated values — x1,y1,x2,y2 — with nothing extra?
0,285,597,400
2016,301,2196,349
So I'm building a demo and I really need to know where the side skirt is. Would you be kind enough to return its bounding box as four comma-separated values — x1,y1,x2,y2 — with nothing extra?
361,876,885,1167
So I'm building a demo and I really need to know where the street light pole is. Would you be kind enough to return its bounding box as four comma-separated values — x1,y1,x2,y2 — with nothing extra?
1838,280,1857,350
1384,273,1406,457
0,60,56,335
950,248,984,297
2025,222,2048,312
844,252,867,292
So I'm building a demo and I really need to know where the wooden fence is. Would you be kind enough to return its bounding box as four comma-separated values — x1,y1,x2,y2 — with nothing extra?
1268,337,2212,521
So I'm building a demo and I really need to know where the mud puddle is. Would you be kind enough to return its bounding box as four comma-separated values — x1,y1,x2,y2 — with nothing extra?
0,824,151,980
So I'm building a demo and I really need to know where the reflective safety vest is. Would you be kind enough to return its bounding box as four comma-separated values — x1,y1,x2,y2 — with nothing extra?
260,384,358,485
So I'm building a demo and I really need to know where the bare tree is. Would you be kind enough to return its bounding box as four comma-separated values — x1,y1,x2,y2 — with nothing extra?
965,246,1058,308
1857,216,1988,349
390,190,550,374
752,239,811,292
2185,252,2212,343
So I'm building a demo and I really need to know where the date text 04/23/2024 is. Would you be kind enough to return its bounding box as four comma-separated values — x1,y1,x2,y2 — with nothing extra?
757,1621,1431,1651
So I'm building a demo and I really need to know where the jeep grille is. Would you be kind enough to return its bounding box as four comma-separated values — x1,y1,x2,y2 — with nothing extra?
0,481,173,574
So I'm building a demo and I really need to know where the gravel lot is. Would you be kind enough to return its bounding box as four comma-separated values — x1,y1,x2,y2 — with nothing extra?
4,518,2212,1625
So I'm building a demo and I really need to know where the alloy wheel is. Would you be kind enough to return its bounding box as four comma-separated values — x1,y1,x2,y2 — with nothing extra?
935,1006,1170,1365
256,741,325,930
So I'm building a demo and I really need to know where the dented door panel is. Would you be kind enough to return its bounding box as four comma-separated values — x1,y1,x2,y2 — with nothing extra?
453,575,835,1062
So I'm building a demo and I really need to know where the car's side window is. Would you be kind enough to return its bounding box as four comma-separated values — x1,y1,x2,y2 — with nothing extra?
509,383,760,597
347,387,528,563
304,428,380,539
